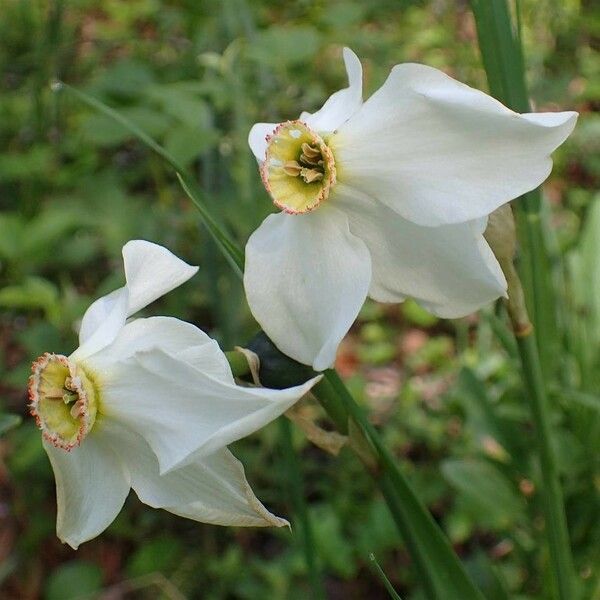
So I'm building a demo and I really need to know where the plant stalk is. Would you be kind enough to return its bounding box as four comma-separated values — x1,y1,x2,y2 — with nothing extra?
515,331,576,599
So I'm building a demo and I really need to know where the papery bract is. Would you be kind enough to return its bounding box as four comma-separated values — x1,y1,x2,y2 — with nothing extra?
29,240,319,548
246,48,577,371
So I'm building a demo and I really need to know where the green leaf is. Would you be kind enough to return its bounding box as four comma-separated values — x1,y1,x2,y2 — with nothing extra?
82,106,171,147
45,560,103,600
557,388,600,413
164,125,218,167
441,458,525,529
0,213,25,260
144,83,213,127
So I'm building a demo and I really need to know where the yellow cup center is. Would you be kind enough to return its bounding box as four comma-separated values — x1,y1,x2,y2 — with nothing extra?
261,120,336,214
28,353,98,450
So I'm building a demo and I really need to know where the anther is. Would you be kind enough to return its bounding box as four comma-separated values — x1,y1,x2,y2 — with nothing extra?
301,168,324,183
283,161,303,176
301,143,321,159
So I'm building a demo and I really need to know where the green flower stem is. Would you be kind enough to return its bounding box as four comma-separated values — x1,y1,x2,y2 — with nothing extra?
515,332,576,599
317,370,485,600
63,83,484,598
470,0,558,373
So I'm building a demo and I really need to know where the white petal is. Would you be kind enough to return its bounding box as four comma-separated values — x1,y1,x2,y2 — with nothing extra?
71,287,129,362
100,348,321,473
100,421,287,527
122,239,198,316
335,185,507,317
84,316,233,384
303,47,363,133
244,207,372,370
74,241,198,361
333,63,578,226
248,122,278,161
43,435,130,549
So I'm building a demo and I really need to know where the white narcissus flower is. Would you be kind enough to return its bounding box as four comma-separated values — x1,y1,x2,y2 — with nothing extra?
28,240,320,549
246,48,578,371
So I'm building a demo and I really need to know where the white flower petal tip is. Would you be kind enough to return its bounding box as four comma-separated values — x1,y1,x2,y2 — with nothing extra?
165,450,290,529
73,240,198,361
98,421,289,529
122,239,199,315
333,62,578,227
44,436,130,549
302,47,363,133
244,208,371,371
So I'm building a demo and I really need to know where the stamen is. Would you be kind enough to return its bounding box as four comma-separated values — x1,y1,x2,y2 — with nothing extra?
301,168,324,183
283,161,303,176
301,142,321,160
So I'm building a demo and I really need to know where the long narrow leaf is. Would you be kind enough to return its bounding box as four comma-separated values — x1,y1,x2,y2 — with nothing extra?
323,370,485,600
53,82,244,277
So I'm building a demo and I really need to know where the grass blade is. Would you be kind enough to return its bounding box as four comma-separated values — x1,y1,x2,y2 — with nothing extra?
369,553,403,600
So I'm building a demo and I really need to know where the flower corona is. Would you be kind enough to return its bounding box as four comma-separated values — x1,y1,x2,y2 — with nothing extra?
29,353,98,450
262,120,336,214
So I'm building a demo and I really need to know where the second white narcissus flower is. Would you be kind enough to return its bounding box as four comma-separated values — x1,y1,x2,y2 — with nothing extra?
246,48,577,371
28,240,320,549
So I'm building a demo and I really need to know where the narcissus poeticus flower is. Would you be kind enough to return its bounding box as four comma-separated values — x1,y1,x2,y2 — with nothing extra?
246,48,577,371
29,240,319,548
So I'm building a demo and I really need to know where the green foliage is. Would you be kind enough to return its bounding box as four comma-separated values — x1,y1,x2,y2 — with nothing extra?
0,0,597,598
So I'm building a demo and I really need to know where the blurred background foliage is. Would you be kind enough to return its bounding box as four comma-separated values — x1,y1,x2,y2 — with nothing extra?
0,0,598,598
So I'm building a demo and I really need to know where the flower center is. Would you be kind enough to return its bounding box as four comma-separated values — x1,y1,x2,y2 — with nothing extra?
261,120,336,214
28,353,98,450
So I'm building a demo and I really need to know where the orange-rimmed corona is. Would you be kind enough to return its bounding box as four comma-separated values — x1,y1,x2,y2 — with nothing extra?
261,120,336,214
29,353,98,451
